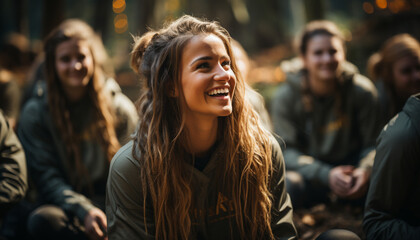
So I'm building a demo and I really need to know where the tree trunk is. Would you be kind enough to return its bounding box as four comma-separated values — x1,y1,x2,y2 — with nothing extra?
42,0,64,38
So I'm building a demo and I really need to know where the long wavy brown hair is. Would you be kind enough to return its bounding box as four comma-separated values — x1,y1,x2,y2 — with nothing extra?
44,19,120,192
130,15,274,239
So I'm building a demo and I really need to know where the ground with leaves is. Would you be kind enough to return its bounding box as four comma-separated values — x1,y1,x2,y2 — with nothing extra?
292,201,365,239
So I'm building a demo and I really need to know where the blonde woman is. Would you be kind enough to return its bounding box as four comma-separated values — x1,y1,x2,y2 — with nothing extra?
106,15,296,240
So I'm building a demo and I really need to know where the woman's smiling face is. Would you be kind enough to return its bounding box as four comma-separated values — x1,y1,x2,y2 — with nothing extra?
55,38,94,92
179,34,236,119
303,34,345,83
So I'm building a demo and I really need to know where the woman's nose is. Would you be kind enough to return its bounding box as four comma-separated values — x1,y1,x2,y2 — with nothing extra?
322,53,333,62
213,65,230,82
73,61,82,70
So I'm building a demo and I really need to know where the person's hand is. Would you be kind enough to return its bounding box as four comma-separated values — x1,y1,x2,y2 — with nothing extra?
346,167,371,199
84,208,108,240
329,165,355,197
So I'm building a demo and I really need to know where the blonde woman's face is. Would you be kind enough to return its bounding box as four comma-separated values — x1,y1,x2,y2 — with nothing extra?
303,35,345,82
179,34,236,119
55,39,94,92
392,55,420,99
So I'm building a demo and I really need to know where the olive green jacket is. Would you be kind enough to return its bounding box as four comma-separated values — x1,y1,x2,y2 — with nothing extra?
0,111,27,217
363,94,420,239
106,139,297,239
18,78,138,222
271,70,379,185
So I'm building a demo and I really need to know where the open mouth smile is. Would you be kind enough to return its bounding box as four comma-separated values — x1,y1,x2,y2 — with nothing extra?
207,87,229,97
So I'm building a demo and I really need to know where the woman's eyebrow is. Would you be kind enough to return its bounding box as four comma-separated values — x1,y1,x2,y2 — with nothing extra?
190,56,212,66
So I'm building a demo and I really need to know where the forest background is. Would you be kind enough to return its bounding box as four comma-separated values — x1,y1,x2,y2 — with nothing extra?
1,1,420,238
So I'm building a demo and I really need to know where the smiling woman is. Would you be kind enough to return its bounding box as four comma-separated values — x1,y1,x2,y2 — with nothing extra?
270,20,380,211
105,15,297,240
367,33,420,127
180,34,236,130
54,38,94,101
18,19,138,240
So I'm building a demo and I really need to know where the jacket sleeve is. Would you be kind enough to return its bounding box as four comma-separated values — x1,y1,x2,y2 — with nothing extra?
363,114,420,239
106,142,155,240
271,83,332,185
0,111,27,216
270,139,297,240
18,101,95,221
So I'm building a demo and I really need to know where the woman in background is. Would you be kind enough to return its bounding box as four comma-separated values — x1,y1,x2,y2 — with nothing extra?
271,20,379,208
367,33,420,127
18,19,137,240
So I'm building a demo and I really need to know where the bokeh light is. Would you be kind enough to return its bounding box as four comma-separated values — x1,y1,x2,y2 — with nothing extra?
363,2,375,14
114,14,128,34
376,0,388,9
389,0,407,13
113,0,126,13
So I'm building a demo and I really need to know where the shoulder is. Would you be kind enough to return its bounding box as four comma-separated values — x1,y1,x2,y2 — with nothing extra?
19,97,47,127
109,141,141,184
269,136,284,170
347,73,378,99
377,111,419,154
272,74,302,104
110,141,139,171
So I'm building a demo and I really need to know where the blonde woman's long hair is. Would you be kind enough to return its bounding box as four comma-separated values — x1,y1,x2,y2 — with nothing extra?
44,19,120,193
131,15,274,239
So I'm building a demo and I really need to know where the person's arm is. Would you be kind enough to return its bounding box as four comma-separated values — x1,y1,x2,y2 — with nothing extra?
343,75,380,199
106,141,155,240
363,114,420,239
0,79,21,129
271,83,332,186
18,100,96,221
354,74,380,170
270,139,297,240
0,112,27,216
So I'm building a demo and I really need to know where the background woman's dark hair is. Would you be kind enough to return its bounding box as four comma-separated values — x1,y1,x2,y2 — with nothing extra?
44,19,120,193
297,20,346,56
130,15,275,240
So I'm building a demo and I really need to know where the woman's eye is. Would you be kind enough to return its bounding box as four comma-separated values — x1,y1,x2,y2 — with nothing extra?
222,60,231,67
59,56,71,62
196,62,210,69
314,50,323,56
78,54,86,61
401,67,412,75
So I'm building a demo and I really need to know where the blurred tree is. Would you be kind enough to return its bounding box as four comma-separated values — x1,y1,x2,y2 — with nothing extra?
14,0,26,34
303,0,325,21
135,0,156,34
42,0,64,38
94,0,111,41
